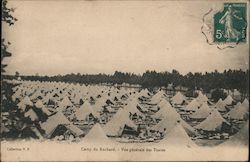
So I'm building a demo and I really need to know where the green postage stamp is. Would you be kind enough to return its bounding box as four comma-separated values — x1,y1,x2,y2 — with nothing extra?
202,2,248,49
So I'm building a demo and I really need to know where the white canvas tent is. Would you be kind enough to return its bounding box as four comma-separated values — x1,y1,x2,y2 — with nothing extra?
152,102,176,119
92,97,107,113
40,112,71,137
40,110,84,138
58,96,74,111
189,102,212,120
30,90,44,100
232,89,241,100
12,88,23,102
82,123,110,143
17,96,33,111
35,99,52,115
139,89,151,98
35,99,44,108
158,122,197,147
158,99,172,109
151,116,196,137
214,99,227,112
151,105,196,137
150,90,166,104
171,92,186,105
241,99,249,111
122,98,144,116
223,95,234,105
195,109,230,132
224,102,249,120
184,99,200,112
75,101,99,121
196,91,208,104
103,107,137,136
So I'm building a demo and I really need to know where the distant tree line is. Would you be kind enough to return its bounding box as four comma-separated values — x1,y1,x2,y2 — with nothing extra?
3,69,249,94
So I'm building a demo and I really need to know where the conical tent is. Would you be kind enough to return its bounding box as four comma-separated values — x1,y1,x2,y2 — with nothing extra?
75,101,99,121
152,102,176,119
151,104,196,136
228,90,233,96
154,90,166,98
233,89,241,96
117,87,129,96
151,115,196,136
195,109,230,132
185,99,200,112
42,92,54,104
190,102,212,120
224,103,248,120
158,99,172,109
58,96,74,110
23,85,35,95
17,96,33,111
30,90,44,100
139,89,151,97
171,92,186,105
150,95,163,105
40,111,71,137
159,123,196,147
35,99,44,108
122,98,144,116
71,94,84,105
241,99,249,111
215,99,227,112
223,95,234,105
86,86,99,99
35,99,51,115
12,89,23,102
103,107,137,136
150,90,166,104
23,96,33,106
83,123,110,143
196,91,208,104
127,93,140,102
92,97,107,113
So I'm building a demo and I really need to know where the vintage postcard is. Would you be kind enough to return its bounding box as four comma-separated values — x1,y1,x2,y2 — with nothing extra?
1,0,249,161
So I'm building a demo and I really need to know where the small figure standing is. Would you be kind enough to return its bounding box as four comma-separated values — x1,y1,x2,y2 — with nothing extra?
219,5,243,41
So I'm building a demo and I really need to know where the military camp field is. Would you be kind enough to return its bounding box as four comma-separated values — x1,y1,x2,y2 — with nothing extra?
1,79,249,147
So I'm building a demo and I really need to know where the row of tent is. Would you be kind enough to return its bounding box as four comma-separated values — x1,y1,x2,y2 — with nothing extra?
3,79,249,145
11,79,249,129
14,82,249,115
170,91,249,121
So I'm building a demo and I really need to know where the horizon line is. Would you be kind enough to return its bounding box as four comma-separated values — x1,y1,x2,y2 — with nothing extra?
3,68,249,77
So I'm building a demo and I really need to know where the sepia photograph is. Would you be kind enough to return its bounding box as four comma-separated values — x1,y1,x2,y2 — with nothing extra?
1,0,249,161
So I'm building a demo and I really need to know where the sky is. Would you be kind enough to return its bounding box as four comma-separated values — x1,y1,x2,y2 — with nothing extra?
3,0,249,76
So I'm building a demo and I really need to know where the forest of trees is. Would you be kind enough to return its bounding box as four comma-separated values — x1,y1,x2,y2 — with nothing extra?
3,69,249,95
